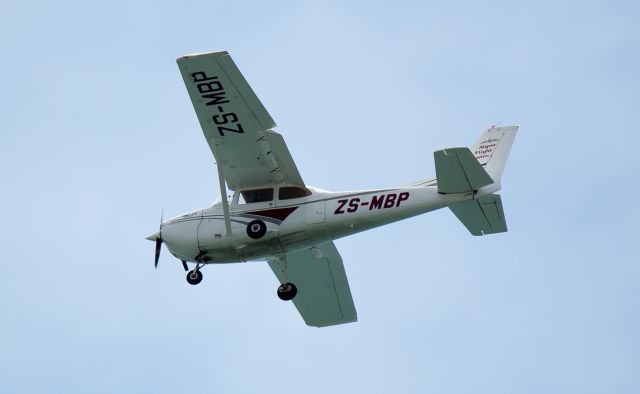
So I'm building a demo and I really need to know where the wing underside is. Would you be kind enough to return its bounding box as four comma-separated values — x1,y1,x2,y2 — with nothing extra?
268,242,357,327
177,51,304,190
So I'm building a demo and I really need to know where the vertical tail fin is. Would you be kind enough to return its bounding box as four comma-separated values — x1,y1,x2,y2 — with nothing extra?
471,125,518,183
449,125,518,236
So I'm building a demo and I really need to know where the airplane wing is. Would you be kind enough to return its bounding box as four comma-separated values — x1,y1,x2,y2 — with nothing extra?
177,51,304,190
268,242,358,327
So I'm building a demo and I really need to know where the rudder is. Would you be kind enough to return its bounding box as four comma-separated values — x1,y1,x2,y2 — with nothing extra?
471,125,518,183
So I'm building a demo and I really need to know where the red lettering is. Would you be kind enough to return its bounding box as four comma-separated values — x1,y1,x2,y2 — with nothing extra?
397,192,409,207
347,198,360,213
334,199,348,214
370,195,384,210
384,194,397,208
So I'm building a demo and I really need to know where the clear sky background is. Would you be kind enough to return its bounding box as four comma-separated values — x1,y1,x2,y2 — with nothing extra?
1,1,639,393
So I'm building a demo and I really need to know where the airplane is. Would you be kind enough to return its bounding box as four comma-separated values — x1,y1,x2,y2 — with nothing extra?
147,51,518,327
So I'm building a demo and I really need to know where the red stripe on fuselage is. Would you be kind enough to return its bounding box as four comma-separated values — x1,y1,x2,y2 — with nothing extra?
247,206,298,222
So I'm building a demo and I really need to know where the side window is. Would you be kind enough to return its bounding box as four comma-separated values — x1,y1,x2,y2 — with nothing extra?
238,188,274,204
279,186,312,200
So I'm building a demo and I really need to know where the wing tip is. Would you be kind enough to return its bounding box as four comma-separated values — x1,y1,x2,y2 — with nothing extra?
176,50,229,62
305,316,358,328
487,124,519,133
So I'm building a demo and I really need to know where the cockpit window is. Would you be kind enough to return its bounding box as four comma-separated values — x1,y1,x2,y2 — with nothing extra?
278,186,312,200
238,188,274,204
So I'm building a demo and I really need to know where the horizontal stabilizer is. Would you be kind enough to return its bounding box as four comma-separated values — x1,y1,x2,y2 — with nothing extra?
449,194,507,236
434,147,494,193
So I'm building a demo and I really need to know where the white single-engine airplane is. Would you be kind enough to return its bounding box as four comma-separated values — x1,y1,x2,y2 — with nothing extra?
147,51,518,327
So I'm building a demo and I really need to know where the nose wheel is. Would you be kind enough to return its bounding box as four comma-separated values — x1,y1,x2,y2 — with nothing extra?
277,282,297,301
186,269,203,285
186,260,204,285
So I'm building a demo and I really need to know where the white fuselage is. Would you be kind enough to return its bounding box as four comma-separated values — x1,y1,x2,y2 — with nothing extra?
160,183,500,264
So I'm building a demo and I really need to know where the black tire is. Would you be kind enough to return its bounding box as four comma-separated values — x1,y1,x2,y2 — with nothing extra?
277,282,298,301
246,219,267,239
186,270,203,285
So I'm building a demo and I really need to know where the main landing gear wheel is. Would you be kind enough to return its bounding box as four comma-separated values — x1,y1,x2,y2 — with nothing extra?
246,219,267,239
186,269,203,285
277,282,297,301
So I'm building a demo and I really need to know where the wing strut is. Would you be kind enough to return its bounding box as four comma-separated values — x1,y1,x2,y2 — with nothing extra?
215,158,233,236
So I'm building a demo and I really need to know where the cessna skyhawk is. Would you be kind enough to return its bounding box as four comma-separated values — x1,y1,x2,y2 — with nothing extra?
147,51,518,327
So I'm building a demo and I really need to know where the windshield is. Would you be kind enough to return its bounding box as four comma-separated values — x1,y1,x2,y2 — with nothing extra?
238,188,274,204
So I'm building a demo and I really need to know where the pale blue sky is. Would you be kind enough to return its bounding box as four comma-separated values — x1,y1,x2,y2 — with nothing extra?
1,1,639,393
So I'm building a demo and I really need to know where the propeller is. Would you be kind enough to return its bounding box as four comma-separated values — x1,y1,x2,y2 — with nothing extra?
147,210,164,269
154,237,162,268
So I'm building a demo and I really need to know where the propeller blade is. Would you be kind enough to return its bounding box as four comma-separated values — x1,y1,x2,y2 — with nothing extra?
154,209,164,269
154,237,162,268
